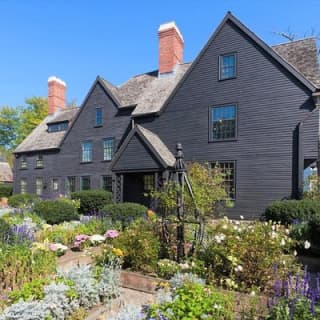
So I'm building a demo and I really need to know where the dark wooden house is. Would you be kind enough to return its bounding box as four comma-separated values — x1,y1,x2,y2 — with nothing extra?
13,13,320,218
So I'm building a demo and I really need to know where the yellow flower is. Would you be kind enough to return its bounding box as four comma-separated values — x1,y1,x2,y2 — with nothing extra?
147,210,156,220
112,248,124,257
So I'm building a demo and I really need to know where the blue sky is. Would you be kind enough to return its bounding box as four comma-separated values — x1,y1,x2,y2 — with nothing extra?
0,0,320,108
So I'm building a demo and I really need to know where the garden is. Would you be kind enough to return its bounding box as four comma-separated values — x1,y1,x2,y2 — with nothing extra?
0,164,320,319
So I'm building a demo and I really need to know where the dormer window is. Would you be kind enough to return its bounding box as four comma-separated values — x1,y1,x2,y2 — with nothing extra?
48,121,68,133
219,53,236,80
36,155,44,168
95,107,102,126
20,156,27,169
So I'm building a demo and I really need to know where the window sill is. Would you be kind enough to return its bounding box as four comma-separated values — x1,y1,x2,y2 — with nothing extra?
80,161,93,164
34,167,44,169
209,138,238,143
94,125,103,128
101,160,112,163
218,76,237,81
20,168,28,170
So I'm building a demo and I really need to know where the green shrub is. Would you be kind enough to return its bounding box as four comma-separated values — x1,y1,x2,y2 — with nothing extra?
113,219,160,273
147,283,234,320
0,183,13,198
8,193,39,209
71,189,113,215
264,200,320,224
34,199,79,224
103,202,147,227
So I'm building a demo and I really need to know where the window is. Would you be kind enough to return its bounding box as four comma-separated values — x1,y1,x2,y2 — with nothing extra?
219,53,236,80
36,155,44,168
35,178,43,196
20,156,27,169
95,108,102,126
20,178,27,194
66,176,76,193
48,122,68,132
81,141,92,162
80,176,90,190
103,138,114,161
211,161,236,200
211,105,237,140
52,178,59,192
101,175,112,192
143,174,154,192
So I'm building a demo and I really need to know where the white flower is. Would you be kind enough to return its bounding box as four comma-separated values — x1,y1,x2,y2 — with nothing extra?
271,231,278,239
285,228,290,235
294,250,297,256
89,234,105,243
179,262,189,270
222,224,228,230
304,240,311,249
240,215,244,220
250,291,256,296
235,265,243,272
280,239,286,246
214,233,226,243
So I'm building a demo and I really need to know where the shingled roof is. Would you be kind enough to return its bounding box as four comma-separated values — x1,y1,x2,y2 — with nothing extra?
272,38,320,87
14,108,79,153
0,162,13,183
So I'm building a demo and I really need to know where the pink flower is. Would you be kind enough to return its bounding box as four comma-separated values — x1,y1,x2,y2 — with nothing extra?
75,234,90,241
104,230,119,238
49,243,58,251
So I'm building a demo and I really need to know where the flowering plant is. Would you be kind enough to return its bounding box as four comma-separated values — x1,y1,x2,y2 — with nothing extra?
49,243,68,256
89,234,106,245
104,229,119,239
72,234,90,251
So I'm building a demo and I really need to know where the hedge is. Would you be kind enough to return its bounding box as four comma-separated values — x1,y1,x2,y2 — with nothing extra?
34,199,79,224
8,193,39,209
264,199,320,224
71,189,113,215
103,202,148,227
0,184,13,198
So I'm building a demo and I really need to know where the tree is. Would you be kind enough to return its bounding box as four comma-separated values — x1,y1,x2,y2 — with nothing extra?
0,97,48,151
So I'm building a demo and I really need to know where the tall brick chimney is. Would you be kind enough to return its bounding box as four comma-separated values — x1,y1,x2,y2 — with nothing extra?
48,76,66,114
158,22,184,75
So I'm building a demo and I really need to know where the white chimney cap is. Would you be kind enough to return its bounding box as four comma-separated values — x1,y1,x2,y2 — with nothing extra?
158,21,183,41
48,76,66,87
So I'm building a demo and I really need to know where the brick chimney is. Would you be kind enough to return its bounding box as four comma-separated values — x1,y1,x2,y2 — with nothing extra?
158,21,184,75
48,76,66,114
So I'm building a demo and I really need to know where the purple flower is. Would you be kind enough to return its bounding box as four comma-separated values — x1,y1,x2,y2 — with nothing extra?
104,230,119,238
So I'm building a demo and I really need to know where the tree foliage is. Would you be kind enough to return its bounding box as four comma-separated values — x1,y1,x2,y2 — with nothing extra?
0,97,48,151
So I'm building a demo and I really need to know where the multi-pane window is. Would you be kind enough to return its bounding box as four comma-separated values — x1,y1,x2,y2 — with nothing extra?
48,122,68,132
211,161,236,200
95,108,102,126
20,178,27,194
101,175,112,192
81,141,92,162
219,53,236,80
211,105,237,140
103,138,114,161
20,156,27,169
143,174,154,192
52,178,59,192
36,155,44,168
66,176,76,193
35,178,43,196
80,176,91,190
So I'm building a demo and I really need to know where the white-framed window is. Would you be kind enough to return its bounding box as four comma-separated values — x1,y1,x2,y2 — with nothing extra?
36,154,44,168
219,53,236,80
52,178,59,192
35,178,43,196
210,105,237,141
20,156,27,169
20,178,27,194
81,141,92,162
211,161,236,200
103,138,114,161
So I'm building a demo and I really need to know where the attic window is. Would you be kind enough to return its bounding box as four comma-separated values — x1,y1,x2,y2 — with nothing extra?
95,108,102,126
48,121,68,133
36,155,44,168
219,53,236,80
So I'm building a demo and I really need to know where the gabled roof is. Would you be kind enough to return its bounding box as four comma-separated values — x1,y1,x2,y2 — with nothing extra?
14,108,79,154
0,162,13,182
272,38,320,87
110,125,175,171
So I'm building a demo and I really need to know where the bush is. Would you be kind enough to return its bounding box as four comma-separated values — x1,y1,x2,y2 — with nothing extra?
113,219,160,273
0,218,15,244
103,202,147,227
8,193,39,209
0,184,13,198
264,199,320,224
71,189,113,215
34,199,79,224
